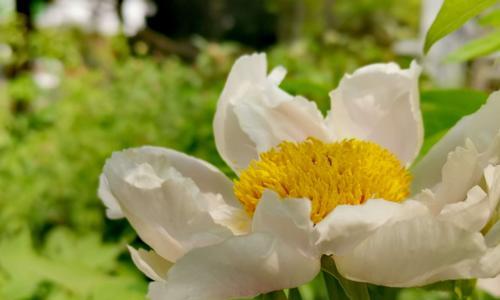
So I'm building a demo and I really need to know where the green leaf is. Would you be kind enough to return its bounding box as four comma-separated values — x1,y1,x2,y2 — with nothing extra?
323,271,349,300
398,288,452,300
447,30,500,62
418,89,488,158
479,9,500,26
453,280,476,300
296,273,329,300
405,280,478,300
261,290,288,300
367,285,400,300
321,256,370,300
288,288,303,300
0,228,146,300
424,0,498,53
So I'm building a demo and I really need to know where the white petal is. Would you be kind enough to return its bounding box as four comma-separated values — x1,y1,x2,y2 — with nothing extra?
128,246,173,282
213,53,266,172
148,191,320,300
148,146,239,208
204,193,251,235
412,91,500,192
486,221,500,247
413,139,500,225
484,165,500,213
103,147,240,262
335,216,487,287
412,148,500,231
472,243,500,279
315,199,428,255
148,233,320,300
252,191,317,255
268,66,287,85
405,245,500,286
101,146,238,207
234,95,331,154
213,53,331,173
392,226,500,285
420,141,483,211
327,61,422,165
422,242,500,284
438,186,490,232
478,275,500,297
98,174,124,219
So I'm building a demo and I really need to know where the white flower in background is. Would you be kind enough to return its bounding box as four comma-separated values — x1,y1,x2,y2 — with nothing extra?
122,0,156,36
36,0,155,37
99,53,500,300
36,0,120,36
32,58,64,90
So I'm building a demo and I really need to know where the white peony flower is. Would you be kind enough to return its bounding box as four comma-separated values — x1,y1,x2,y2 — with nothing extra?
99,53,500,300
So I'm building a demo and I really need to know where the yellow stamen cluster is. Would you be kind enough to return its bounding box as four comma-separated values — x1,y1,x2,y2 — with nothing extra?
234,138,411,223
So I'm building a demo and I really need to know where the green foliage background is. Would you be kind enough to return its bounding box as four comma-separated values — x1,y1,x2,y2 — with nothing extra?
0,0,499,298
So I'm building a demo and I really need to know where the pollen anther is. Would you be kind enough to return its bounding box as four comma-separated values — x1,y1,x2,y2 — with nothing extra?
234,138,411,223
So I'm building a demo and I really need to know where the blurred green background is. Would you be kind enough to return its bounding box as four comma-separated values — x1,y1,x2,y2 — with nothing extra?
0,0,499,299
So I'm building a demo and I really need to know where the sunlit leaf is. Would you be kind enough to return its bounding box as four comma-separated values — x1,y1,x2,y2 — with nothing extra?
479,9,500,27
398,288,451,300
424,0,497,53
447,30,500,62
0,228,147,300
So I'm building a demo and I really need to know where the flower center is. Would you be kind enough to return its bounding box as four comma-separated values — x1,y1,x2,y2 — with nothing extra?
234,138,411,223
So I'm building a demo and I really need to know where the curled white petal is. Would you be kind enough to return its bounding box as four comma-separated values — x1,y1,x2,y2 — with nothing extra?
413,91,500,192
471,243,500,279
335,216,488,287
204,192,251,235
484,165,500,214
128,246,173,282
431,162,499,233
213,53,331,173
98,174,124,219
267,66,287,85
234,94,331,154
420,140,483,211
252,191,317,255
413,139,500,229
144,146,239,207
148,233,320,300
102,146,246,262
148,192,320,300
315,199,428,255
327,61,422,165
438,186,490,232
213,53,267,172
